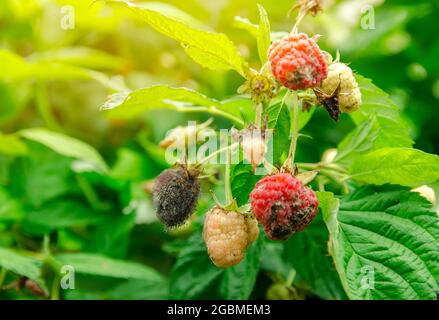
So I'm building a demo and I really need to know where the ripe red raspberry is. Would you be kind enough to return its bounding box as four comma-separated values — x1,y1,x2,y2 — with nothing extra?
250,173,318,240
153,166,200,228
268,33,327,90
203,207,259,268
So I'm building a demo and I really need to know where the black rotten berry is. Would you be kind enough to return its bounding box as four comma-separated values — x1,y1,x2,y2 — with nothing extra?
152,165,200,228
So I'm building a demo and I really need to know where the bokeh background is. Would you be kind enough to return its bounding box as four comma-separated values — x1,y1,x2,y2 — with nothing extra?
0,0,438,299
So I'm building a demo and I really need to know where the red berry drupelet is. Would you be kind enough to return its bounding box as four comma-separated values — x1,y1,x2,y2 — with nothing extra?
268,33,327,90
250,173,318,240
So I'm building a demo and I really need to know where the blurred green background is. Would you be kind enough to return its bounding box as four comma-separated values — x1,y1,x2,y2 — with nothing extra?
0,0,438,299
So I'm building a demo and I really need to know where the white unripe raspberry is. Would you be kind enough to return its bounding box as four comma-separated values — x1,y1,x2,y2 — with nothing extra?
319,62,362,113
241,134,267,167
203,207,259,268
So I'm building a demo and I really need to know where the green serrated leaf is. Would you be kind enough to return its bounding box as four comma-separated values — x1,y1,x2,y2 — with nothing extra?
233,16,259,37
106,278,169,300
230,162,262,206
110,1,247,75
324,185,439,300
56,253,164,281
220,235,262,299
169,232,224,299
284,194,347,300
169,230,262,299
0,187,23,223
103,85,219,116
19,128,108,173
350,148,439,187
334,114,379,165
22,200,106,235
257,4,271,64
266,101,290,164
8,144,76,206
0,247,47,293
352,76,413,149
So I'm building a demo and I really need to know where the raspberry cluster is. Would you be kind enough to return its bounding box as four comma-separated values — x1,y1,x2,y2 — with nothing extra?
318,62,361,113
152,167,200,228
250,173,318,240
268,33,327,90
203,207,259,268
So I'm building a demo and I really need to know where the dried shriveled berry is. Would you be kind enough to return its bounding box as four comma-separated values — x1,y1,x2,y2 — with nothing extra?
153,167,200,228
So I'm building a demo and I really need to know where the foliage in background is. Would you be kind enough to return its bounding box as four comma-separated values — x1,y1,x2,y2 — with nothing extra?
0,0,438,300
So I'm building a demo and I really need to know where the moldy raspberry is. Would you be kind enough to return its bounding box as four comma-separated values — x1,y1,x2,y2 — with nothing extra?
250,173,318,240
152,166,200,228
203,207,259,268
268,33,327,90
318,62,361,114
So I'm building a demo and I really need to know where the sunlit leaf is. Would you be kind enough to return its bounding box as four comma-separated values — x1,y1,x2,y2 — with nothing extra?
19,128,109,173
323,186,439,300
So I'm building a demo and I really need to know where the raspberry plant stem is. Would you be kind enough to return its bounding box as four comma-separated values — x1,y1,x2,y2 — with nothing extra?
175,105,244,128
225,147,233,205
0,268,7,288
255,102,263,127
35,83,62,132
284,92,299,169
198,142,239,165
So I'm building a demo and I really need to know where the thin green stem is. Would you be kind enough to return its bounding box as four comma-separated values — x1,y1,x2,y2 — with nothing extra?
175,106,244,128
286,269,296,287
75,174,104,211
255,102,263,128
35,83,62,131
198,142,239,165
284,92,299,169
297,162,348,174
50,274,61,300
225,148,232,205
0,268,8,288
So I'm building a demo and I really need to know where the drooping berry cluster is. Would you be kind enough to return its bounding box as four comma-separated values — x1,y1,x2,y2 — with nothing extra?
152,166,200,228
268,33,327,90
250,173,318,240
203,207,259,268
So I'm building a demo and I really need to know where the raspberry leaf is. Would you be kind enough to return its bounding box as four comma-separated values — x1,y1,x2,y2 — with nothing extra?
102,85,246,127
19,128,109,173
108,1,247,76
323,185,439,300
0,49,124,90
0,133,28,156
220,234,263,299
352,76,414,149
334,114,380,165
22,200,107,236
56,253,165,281
284,204,347,300
266,101,291,164
0,247,47,294
230,162,262,206
350,147,439,187
256,4,271,64
170,231,262,299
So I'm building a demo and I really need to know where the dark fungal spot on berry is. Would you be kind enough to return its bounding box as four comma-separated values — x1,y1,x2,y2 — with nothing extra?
268,224,294,240
152,167,200,228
